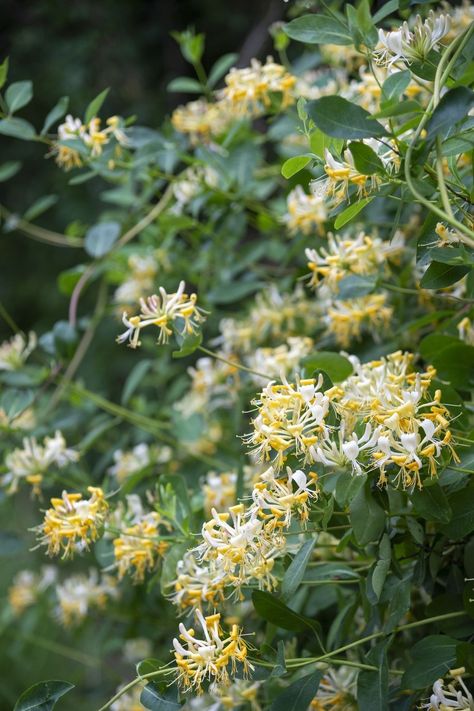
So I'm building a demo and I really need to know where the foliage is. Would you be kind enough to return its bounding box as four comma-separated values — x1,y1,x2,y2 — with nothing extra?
1,1,474,709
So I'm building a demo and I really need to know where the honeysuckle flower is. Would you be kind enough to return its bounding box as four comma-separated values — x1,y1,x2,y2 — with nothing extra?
113,510,170,583
53,113,128,169
114,254,158,306
325,293,393,347
56,569,118,626
435,222,461,246
2,430,79,495
176,354,239,416
420,667,474,710
247,337,314,384
306,232,403,293
108,443,171,482
244,375,331,471
283,185,327,236
203,471,238,515
35,487,108,558
171,551,227,612
172,166,219,209
0,331,36,370
251,467,319,527
374,12,451,67
313,423,381,475
458,316,474,345
220,57,296,117
323,147,382,204
8,566,57,615
173,611,253,692
116,281,207,348
309,665,357,710
209,679,262,711
171,99,231,143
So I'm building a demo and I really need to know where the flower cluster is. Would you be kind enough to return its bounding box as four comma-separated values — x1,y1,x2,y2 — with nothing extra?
108,442,171,483
325,294,393,348
35,487,108,558
220,57,296,117
173,611,253,692
113,509,170,583
2,430,79,495
374,11,451,67
171,99,231,143
8,566,57,615
114,254,158,307
56,569,118,626
0,332,36,371
53,114,128,170
245,352,458,491
284,185,327,236
421,667,474,711
117,281,207,348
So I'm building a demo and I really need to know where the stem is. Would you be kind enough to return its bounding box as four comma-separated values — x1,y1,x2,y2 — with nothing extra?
97,669,173,711
116,183,174,249
197,346,272,381
0,205,83,248
69,265,96,327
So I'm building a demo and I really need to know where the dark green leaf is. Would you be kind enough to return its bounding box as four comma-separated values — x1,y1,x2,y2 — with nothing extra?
0,160,21,182
357,640,390,711
24,195,58,222
336,273,377,299
172,331,202,359
14,681,75,711
349,142,385,175
252,590,321,638
284,15,352,46
372,534,391,601
350,482,385,545
440,485,474,538
0,117,36,140
420,261,470,289
382,70,411,101
281,538,315,601
121,359,152,404
401,635,458,689
6,80,33,113
0,57,9,90
140,683,180,711
84,221,121,257
41,96,69,134
372,99,421,119
308,97,386,139
84,87,110,123
412,484,452,523
302,351,353,382
270,671,323,711
0,388,34,420
333,197,373,229
208,53,238,88
426,87,474,140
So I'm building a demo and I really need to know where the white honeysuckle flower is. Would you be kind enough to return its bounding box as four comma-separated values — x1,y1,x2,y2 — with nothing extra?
374,11,451,67
0,332,36,371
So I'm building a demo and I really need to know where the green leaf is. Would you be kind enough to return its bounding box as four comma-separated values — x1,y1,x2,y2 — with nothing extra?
333,197,373,229
167,77,203,93
207,280,264,304
0,117,36,140
84,221,121,257
14,681,75,711
382,70,411,101
372,99,421,119
348,141,385,175
121,359,152,404
23,195,58,222
281,154,312,179
357,639,390,711
407,517,424,545
350,482,385,546
428,247,474,267
140,683,181,711
336,273,377,299
0,388,34,420
401,635,458,689
172,331,202,359
372,534,391,601
309,128,344,160
355,0,378,48
302,351,353,382
0,160,21,182
440,485,474,539
281,538,315,601
84,87,110,123
208,53,238,88
5,80,33,113
270,671,323,711
284,14,352,46
252,590,321,638
0,57,9,90
308,97,386,139
412,484,452,524
420,261,470,289
428,342,474,388
41,96,69,134
426,87,474,140
160,542,189,595
373,0,399,23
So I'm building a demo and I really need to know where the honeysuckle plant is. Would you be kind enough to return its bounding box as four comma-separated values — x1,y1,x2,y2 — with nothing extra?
1,1,474,709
